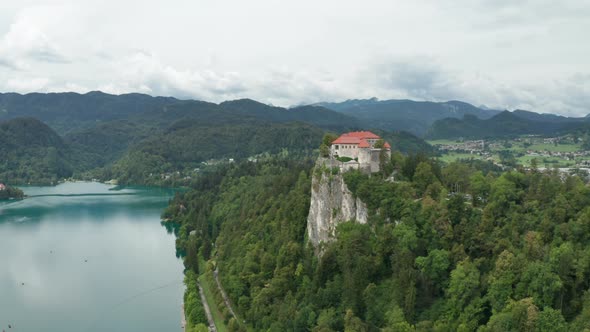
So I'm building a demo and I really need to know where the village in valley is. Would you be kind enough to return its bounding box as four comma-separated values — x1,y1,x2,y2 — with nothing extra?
429,134,590,173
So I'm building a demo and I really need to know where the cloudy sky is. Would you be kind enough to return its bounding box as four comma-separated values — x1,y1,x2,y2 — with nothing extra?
0,0,588,115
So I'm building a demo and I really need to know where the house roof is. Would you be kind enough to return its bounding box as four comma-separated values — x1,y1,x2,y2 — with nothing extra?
383,142,391,149
358,140,370,148
332,131,380,145
333,136,363,144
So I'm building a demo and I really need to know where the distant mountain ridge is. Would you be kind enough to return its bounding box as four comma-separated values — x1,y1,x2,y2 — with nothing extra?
313,98,501,136
0,92,435,185
220,98,360,130
0,91,178,134
0,92,359,134
427,110,590,139
4,91,584,139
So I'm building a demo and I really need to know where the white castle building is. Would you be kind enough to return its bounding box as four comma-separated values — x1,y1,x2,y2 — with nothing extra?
330,131,391,173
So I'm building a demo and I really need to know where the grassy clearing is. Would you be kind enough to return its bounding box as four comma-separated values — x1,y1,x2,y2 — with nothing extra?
516,155,576,167
527,143,581,152
437,153,488,163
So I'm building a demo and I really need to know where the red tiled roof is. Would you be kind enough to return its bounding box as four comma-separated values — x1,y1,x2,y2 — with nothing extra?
358,140,370,148
332,136,362,144
383,142,391,149
332,131,380,144
345,131,380,138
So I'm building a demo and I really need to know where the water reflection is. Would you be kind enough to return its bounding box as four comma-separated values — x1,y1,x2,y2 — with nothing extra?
0,182,184,332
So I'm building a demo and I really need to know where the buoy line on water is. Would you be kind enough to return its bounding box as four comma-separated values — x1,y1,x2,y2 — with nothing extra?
83,279,184,331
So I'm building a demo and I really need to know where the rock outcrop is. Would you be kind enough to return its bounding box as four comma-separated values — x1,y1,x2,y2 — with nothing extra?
306,158,368,249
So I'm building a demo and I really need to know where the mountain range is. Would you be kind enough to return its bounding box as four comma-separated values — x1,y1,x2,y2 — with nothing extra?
2,91,589,184
0,92,428,185
427,110,590,139
314,98,501,136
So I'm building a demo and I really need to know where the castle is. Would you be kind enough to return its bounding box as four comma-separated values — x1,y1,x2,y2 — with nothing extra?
330,131,391,173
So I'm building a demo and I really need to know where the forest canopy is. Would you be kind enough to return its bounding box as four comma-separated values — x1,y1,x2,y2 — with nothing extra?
165,152,590,331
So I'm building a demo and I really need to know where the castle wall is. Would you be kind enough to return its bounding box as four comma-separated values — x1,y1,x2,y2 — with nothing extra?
358,148,371,165
331,144,359,159
369,149,391,173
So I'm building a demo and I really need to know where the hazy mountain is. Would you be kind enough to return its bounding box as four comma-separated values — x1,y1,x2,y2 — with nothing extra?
314,98,501,136
0,92,436,185
0,92,360,134
0,91,178,134
220,99,360,130
427,111,590,139
511,110,578,123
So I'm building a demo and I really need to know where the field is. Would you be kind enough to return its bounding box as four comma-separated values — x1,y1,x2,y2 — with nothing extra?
437,153,490,163
429,135,589,168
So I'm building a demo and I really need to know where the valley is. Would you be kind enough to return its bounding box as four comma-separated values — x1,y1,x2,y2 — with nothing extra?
2,92,590,331
430,134,590,171
1,2,588,331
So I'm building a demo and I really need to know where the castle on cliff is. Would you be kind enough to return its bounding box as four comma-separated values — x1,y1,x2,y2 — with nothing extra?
330,131,391,173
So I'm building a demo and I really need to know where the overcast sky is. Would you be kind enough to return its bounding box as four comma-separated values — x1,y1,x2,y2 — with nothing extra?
0,0,588,115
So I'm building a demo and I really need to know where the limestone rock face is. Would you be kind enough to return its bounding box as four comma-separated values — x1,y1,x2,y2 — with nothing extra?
306,159,368,249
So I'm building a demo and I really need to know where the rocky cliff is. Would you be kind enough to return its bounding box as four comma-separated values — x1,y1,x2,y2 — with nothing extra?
306,158,368,249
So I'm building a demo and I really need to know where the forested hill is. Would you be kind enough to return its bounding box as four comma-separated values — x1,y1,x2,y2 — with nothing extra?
220,99,361,130
314,98,500,136
0,92,359,134
0,91,438,185
167,153,590,331
105,121,326,184
102,121,436,185
427,111,590,139
0,116,330,185
0,117,74,184
0,91,178,134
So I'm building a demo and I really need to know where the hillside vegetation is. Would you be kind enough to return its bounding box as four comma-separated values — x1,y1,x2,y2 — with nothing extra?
0,118,74,184
0,93,433,185
166,152,590,331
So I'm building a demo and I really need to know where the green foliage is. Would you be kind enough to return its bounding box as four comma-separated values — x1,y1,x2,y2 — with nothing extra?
336,156,354,163
322,133,338,146
170,144,590,331
0,184,24,200
107,122,324,185
413,162,439,196
374,139,385,149
0,118,74,184
184,270,208,327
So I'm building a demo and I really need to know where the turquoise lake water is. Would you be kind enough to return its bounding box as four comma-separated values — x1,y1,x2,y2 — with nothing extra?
0,182,184,332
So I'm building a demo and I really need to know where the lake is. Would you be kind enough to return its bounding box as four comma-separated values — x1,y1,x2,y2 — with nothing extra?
0,182,184,332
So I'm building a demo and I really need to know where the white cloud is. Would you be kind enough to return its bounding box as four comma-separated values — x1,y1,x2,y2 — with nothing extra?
100,51,247,100
0,5,70,69
0,0,588,116
5,77,50,91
